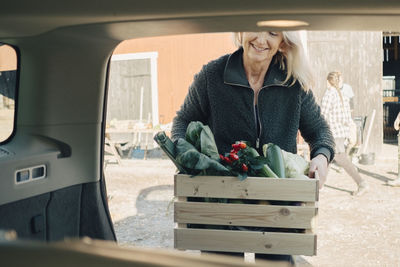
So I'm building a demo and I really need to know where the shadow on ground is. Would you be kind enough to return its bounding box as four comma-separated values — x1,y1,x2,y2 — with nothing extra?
113,184,175,249
323,184,353,195
324,162,396,194
357,167,391,183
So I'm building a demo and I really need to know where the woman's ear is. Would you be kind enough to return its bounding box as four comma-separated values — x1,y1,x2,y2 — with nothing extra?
278,42,287,53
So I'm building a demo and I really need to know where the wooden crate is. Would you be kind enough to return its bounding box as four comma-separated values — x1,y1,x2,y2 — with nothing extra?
174,174,319,256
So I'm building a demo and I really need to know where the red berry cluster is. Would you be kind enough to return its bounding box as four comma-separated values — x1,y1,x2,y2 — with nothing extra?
220,142,248,172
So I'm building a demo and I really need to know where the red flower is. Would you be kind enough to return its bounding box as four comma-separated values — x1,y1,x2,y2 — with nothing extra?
241,163,248,172
229,153,239,161
224,157,232,164
232,143,240,151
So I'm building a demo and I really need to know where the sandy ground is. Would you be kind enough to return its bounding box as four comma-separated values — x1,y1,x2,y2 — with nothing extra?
105,144,400,267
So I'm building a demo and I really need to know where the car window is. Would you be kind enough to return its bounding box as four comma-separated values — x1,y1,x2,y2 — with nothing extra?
0,44,17,143
103,31,398,266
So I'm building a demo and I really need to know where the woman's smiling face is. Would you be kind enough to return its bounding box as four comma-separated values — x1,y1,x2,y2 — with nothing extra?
241,32,284,64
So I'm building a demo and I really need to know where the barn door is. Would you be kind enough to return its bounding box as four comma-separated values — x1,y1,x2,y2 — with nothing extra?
107,52,158,125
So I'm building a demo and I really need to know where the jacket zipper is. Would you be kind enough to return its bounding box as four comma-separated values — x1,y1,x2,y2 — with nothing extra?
225,82,283,149
254,94,261,149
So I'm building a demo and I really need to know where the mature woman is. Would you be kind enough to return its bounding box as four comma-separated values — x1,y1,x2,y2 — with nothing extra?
321,71,368,196
172,31,334,183
171,31,335,263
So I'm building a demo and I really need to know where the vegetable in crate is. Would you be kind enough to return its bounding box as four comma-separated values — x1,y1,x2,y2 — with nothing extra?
263,143,286,178
155,123,274,179
185,121,220,161
263,143,310,179
153,131,187,173
220,141,278,180
281,149,310,179
245,145,278,178
175,138,229,176
154,121,229,176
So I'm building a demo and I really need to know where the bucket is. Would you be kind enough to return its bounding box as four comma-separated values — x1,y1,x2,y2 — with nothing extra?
130,147,145,159
359,152,375,165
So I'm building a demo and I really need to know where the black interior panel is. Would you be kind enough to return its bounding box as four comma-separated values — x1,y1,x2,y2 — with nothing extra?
0,193,49,240
0,180,116,242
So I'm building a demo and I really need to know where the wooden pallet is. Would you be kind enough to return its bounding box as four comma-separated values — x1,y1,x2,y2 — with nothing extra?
174,174,319,256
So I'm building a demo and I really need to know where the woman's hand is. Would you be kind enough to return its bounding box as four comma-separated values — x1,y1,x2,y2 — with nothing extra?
309,154,329,189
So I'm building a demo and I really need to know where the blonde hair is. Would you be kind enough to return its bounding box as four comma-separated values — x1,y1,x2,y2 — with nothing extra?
232,31,314,91
327,71,344,103
327,71,341,89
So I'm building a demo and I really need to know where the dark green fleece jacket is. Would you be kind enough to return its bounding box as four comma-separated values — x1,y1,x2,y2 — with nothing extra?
172,48,334,161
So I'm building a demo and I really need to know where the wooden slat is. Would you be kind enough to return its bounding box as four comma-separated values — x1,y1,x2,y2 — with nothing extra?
174,202,316,229
383,96,398,102
177,197,188,229
305,201,318,234
174,228,316,256
175,196,188,250
174,174,318,202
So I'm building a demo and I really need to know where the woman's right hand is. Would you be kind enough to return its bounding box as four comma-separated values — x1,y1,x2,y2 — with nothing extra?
309,154,329,189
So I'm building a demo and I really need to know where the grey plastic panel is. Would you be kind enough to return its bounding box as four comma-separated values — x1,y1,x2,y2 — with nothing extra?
0,148,13,158
0,31,114,206
0,124,101,206
3,0,400,39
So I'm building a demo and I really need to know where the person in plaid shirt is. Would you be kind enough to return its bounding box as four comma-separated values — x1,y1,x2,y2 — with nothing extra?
321,71,368,196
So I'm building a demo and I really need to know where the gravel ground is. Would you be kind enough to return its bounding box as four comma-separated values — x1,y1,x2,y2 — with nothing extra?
105,159,176,250
105,144,400,266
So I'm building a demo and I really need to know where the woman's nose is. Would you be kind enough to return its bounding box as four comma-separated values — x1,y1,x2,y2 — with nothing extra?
256,32,269,43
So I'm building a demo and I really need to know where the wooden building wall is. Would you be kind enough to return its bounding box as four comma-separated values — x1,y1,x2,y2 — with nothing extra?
0,45,16,71
307,31,383,155
107,58,152,122
113,33,237,124
0,45,17,110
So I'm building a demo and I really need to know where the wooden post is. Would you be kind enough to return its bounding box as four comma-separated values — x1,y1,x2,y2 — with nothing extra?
398,132,400,180
361,109,376,154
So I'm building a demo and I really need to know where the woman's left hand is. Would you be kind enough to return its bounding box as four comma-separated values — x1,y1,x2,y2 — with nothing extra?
309,154,329,189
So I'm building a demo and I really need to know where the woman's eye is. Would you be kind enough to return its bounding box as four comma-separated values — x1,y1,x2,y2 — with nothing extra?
269,32,278,36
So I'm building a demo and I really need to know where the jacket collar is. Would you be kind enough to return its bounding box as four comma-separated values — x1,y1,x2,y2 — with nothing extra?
223,47,291,88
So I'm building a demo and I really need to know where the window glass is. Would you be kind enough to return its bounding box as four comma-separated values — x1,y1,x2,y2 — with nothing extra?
0,44,17,142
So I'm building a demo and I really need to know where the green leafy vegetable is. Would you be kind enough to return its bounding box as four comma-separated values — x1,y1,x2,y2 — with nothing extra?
175,138,229,176
262,143,310,178
263,143,286,178
185,121,202,149
219,142,278,180
280,149,310,178
153,131,187,173
185,121,220,160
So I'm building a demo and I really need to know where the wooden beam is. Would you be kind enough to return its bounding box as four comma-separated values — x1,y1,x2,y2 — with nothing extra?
174,174,318,202
174,201,316,229
175,228,316,256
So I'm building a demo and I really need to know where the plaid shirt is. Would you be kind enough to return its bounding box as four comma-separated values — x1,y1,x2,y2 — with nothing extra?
321,87,352,139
